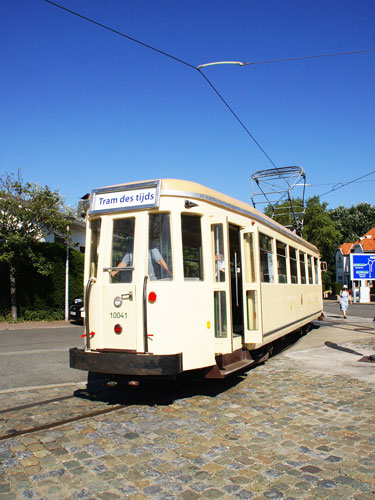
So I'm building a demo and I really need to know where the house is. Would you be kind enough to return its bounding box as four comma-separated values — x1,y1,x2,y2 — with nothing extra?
335,228,375,302
44,216,86,253
335,242,353,286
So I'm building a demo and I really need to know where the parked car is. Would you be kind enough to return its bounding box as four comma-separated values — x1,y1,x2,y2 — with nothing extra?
69,298,84,324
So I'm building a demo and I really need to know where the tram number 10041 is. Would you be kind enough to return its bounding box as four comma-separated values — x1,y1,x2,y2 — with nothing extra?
110,312,128,319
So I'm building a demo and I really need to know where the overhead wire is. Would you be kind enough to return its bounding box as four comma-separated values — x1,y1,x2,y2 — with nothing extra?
318,170,375,198
44,0,196,70
308,179,375,187
44,0,279,171
242,49,375,66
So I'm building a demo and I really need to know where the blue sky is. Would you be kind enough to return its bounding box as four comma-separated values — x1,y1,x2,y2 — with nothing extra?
1,0,374,211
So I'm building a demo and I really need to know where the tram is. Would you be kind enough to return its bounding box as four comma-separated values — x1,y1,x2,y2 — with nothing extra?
70,179,323,379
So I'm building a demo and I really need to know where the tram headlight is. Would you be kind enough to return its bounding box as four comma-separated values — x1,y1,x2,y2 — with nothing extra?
113,296,122,308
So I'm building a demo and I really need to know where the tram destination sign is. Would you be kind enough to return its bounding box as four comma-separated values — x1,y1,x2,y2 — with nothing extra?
90,182,160,214
350,253,375,280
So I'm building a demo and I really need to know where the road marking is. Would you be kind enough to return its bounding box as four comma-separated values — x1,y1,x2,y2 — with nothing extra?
0,348,68,356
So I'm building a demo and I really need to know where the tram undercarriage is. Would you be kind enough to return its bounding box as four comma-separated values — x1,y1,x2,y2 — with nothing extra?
70,323,312,380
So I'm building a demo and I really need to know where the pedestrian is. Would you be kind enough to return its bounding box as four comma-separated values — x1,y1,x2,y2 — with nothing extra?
339,285,351,319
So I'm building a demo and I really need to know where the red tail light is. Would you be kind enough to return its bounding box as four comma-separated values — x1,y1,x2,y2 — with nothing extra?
148,291,157,303
114,324,122,334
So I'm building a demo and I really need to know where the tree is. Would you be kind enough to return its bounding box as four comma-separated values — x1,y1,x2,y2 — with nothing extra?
329,203,375,243
0,171,69,321
303,197,342,287
264,196,342,288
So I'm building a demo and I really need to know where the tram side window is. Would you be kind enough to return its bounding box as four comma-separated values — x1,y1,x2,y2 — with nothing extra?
214,291,227,338
89,219,101,278
299,251,307,284
149,213,173,281
308,255,313,284
111,218,135,283
314,257,320,284
181,215,203,280
259,233,274,283
247,290,258,330
211,224,225,282
276,241,287,283
289,247,298,283
243,232,256,283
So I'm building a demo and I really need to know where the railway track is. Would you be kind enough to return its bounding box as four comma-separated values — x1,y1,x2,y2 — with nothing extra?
0,402,127,441
0,385,125,441
0,378,233,442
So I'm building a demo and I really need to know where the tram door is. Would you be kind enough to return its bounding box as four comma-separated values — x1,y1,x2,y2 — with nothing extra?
229,225,244,339
101,217,138,351
211,218,232,354
240,228,262,344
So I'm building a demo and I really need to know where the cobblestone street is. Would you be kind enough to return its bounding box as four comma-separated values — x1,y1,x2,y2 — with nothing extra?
1,319,374,500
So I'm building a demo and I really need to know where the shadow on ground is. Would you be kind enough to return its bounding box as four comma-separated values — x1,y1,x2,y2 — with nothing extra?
73,326,316,407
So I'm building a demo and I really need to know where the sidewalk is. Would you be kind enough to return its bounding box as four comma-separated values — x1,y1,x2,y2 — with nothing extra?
0,320,79,331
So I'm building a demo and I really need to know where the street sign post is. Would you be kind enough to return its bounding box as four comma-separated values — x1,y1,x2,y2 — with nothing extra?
350,254,375,303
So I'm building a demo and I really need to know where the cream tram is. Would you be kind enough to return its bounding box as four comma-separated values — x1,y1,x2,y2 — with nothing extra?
70,179,323,379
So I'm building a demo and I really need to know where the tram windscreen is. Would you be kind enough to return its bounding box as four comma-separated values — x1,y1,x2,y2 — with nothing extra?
111,218,135,283
148,213,173,280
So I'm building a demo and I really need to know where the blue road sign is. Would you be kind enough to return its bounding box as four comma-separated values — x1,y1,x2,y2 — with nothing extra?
351,254,375,280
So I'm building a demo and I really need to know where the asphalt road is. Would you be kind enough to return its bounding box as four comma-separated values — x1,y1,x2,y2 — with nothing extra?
0,300,374,392
0,324,87,392
323,299,375,318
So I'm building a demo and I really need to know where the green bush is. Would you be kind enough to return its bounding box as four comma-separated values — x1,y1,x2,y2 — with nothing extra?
20,309,64,321
0,242,84,322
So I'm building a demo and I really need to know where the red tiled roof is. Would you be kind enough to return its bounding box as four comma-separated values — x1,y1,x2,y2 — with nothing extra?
355,239,375,251
352,227,375,251
339,242,354,255
364,227,375,238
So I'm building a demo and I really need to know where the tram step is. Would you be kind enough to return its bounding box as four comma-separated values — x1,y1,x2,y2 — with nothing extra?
219,359,254,376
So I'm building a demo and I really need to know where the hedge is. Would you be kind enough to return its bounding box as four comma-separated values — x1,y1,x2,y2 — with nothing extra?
0,242,84,321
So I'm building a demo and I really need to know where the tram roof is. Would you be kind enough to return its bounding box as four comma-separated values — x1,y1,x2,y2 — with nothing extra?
92,179,319,254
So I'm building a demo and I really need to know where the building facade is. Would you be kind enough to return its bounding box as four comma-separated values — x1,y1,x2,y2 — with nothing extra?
335,228,375,302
